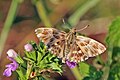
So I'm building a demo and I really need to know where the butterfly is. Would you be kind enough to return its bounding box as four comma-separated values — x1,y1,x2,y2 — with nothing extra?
35,27,106,63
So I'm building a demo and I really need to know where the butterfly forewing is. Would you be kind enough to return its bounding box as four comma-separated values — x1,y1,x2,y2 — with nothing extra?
35,28,106,63
35,28,66,47
35,28,66,58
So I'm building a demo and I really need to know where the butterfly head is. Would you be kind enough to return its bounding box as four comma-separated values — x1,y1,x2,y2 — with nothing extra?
70,28,77,35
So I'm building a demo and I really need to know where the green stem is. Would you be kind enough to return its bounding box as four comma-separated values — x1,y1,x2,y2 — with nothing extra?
35,77,38,80
0,0,22,57
26,61,33,79
101,47,113,80
70,67,83,80
68,0,100,27
96,55,104,65
34,0,52,27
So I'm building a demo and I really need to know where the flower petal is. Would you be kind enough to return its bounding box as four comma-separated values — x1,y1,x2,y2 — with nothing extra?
12,61,18,71
6,57,18,71
7,49,17,58
66,60,77,68
3,68,12,77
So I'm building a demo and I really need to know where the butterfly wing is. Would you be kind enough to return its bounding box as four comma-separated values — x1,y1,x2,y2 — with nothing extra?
35,28,66,58
66,41,88,63
66,36,106,63
35,28,66,47
76,36,106,57
35,28,106,63
48,39,66,58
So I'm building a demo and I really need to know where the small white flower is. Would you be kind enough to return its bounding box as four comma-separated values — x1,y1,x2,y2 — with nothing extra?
24,44,33,52
7,49,17,58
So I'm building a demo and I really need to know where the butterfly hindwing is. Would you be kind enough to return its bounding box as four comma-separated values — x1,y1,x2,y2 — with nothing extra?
66,35,106,63
76,36,106,57
66,41,88,63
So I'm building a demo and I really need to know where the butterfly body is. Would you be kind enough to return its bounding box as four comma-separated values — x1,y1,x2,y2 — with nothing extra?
35,28,106,63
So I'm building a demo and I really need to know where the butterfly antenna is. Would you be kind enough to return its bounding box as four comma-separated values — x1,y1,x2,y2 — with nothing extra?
62,18,72,30
62,19,66,25
76,25,89,32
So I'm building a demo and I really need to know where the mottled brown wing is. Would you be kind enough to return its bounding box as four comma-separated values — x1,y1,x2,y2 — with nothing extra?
48,39,66,58
66,36,106,63
35,28,66,58
66,44,88,63
76,36,106,57
35,28,106,63
35,28,66,48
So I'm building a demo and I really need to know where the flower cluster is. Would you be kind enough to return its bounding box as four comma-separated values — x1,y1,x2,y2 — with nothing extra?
3,41,77,80
3,57,18,77
3,49,18,77
3,44,33,77
3,42,63,80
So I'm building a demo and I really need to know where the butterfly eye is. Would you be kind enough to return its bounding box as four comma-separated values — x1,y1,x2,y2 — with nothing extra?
70,41,72,44
74,32,76,35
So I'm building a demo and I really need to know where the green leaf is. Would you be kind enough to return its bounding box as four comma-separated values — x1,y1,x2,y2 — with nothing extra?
23,57,32,61
38,76,46,80
29,41,38,51
38,42,47,53
78,62,103,80
16,41,63,79
25,51,37,61
25,51,31,58
48,62,62,73
78,62,90,77
37,51,43,65
39,41,44,48
30,51,37,61
106,17,120,47
104,16,120,80
15,55,24,64
16,68,26,80
108,62,120,80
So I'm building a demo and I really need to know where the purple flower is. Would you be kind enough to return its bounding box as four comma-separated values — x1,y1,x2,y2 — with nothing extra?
7,49,17,58
24,43,33,52
66,60,77,68
3,57,18,77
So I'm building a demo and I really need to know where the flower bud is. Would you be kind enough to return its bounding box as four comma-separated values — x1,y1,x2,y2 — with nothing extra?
7,49,17,58
24,44,33,52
